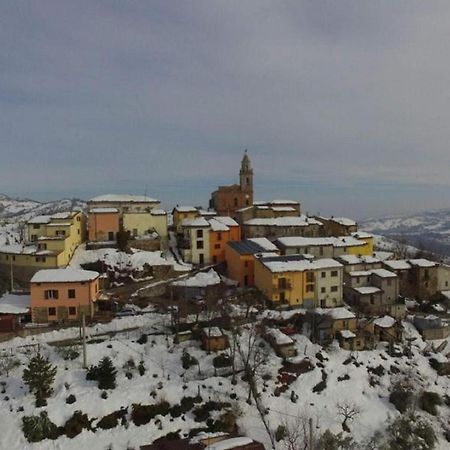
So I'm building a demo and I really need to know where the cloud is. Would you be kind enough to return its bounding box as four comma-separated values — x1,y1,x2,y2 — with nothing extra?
0,1,449,217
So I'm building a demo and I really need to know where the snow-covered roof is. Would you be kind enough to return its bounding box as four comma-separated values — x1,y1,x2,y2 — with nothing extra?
90,207,119,213
351,231,373,239
271,206,296,212
0,293,30,314
374,315,396,328
203,327,223,337
277,236,365,249
198,210,217,217
0,244,37,255
315,307,356,320
181,217,210,227
31,268,99,283
383,260,411,270
340,329,356,339
441,290,450,300
172,269,221,287
214,216,239,227
174,206,198,213
46,222,71,227
261,257,342,273
247,238,278,252
208,218,230,232
373,251,394,261
204,437,254,450
337,255,380,265
409,259,437,268
371,268,397,278
245,216,322,227
348,270,372,277
150,209,167,215
89,194,159,203
270,199,299,205
354,286,381,295
266,328,294,345
330,217,357,226
27,215,51,224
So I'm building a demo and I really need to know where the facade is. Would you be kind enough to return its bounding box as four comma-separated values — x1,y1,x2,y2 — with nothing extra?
312,307,358,344
209,217,240,264
209,151,253,217
254,255,343,308
173,206,201,234
315,216,358,236
201,327,229,351
87,194,168,246
264,328,297,358
30,268,100,323
235,200,300,224
225,238,279,287
275,235,372,258
243,216,323,240
336,254,382,273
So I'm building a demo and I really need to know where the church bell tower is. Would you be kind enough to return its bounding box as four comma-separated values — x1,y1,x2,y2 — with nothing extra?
240,149,253,204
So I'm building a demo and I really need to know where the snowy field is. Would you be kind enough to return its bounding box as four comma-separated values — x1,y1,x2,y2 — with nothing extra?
1,312,450,449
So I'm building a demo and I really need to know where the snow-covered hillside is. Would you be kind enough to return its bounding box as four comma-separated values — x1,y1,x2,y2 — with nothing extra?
0,194,86,221
361,208,450,257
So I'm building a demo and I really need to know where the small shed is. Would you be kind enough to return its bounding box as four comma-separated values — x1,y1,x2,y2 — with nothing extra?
265,328,297,358
202,327,229,351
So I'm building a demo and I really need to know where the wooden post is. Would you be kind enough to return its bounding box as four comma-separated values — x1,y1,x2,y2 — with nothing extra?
82,313,87,369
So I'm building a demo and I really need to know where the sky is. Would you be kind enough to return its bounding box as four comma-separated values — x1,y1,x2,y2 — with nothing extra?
1,1,450,220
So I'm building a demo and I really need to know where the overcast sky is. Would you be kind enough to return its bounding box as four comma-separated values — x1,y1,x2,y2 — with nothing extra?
1,1,450,219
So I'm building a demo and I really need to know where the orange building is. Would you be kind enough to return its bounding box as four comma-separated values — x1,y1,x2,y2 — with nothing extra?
209,217,241,265
225,238,279,287
88,208,120,242
209,150,253,218
30,268,100,323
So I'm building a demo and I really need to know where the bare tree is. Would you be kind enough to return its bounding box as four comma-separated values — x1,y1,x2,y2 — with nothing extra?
337,402,361,432
0,354,20,377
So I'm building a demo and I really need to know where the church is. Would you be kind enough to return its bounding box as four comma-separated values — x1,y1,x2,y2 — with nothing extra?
209,150,254,217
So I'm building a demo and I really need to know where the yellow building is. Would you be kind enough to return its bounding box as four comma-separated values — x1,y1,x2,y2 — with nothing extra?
351,231,374,255
0,211,86,281
255,255,343,308
123,209,168,239
172,206,201,234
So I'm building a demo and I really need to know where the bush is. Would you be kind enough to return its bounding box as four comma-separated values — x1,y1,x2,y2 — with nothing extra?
101,391,108,400
137,334,148,345
58,345,80,361
66,394,76,404
367,365,385,377
86,357,117,390
97,408,127,430
275,425,286,442
316,430,356,450
420,391,442,416
389,381,414,413
63,411,92,438
213,354,232,368
22,412,59,442
138,361,146,376
181,352,198,370
23,353,57,404
193,401,231,423
131,402,170,426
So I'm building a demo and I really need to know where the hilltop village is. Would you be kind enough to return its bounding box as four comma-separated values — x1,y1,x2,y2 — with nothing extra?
0,152,450,449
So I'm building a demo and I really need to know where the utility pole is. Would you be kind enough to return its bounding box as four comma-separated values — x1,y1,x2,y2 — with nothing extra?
309,417,314,450
82,313,87,368
10,259,14,292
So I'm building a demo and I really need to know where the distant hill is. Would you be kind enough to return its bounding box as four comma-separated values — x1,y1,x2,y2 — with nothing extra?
361,208,450,257
0,194,86,222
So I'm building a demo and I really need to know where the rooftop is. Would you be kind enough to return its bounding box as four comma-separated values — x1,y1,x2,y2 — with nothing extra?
353,286,382,295
31,268,99,284
259,255,342,273
245,215,322,227
90,207,119,214
89,194,159,203
228,238,276,255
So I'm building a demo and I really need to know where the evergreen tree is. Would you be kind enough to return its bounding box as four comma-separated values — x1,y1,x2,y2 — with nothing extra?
97,357,117,390
23,353,57,405
116,227,129,252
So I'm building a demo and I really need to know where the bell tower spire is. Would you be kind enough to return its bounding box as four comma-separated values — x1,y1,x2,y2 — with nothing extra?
240,149,253,204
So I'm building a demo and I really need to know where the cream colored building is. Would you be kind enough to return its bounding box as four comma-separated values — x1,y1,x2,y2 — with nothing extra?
123,209,168,239
179,217,211,266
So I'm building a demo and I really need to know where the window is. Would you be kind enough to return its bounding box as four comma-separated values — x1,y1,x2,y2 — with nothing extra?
133,229,138,236
234,198,238,207
319,247,324,256
321,272,326,278
196,240,204,249
68,307,76,316
370,295,374,305
33,224,40,229
278,278,288,289
306,272,314,283
214,244,221,249
213,256,217,264
199,254,204,265
306,284,314,292
55,230,66,236
244,261,249,268
196,229,203,238
31,234,37,241
77,216,81,222
38,243,47,250
321,287,326,293
356,277,360,283
342,320,348,328
217,232,222,241
331,271,338,277
48,307,56,316
331,286,338,292
45,290,59,299
68,289,76,299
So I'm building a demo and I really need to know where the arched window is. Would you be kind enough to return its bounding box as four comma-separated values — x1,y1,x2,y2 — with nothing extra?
234,198,238,207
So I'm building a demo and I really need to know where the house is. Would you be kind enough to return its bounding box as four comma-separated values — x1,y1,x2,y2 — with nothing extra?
0,211,86,282
336,254,382,273
254,255,343,308
0,292,31,331
274,235,372,258
414,315,450,340
315,216,357,236
87,194,168,248
265,328,297,358
235,200,300,224
344,268,405,318
243,216,323,240
209,217,241,265
30,268,100,323
209,150,253,218
225,238,279,287
201,327,229,351
171,269,222,301
173,206,202,234
373,315,402,342
312,307,357,345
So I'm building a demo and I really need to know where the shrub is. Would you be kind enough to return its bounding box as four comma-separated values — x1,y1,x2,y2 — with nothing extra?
193,401,231,422
181,352,198,370
275,425,287,442
58,344,80,361
97,408,127,430
213,354,232,368
389,381,414,413
137,334,148,345
420,391,442,416
101,391,108,400
131,402,170,426
316,430,356,450
138,361,146,376
63,411,92,438
22,412,59,442
87,357,117,390
23,353,57,404
66,394,76,404
367,365,385,377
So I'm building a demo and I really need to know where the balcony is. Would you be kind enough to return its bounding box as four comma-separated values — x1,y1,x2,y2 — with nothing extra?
273,281,292,292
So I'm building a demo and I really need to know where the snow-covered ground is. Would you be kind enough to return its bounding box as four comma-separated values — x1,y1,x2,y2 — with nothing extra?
1,312,450,449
